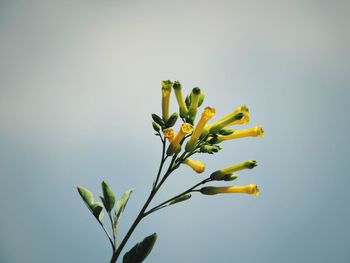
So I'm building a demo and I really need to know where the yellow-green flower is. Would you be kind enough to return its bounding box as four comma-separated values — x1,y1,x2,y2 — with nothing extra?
166,123,193,155
161,80,173,121
173,81,188,118
187,87,201,122
220,126,264,141
210,160,257,180
183,158,206,173
200,184,260,196
185,106,216,152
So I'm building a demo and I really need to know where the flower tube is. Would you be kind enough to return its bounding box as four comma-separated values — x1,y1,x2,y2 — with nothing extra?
173,81,188,118
185,106,216,152
200,184,260,196
187,87,201,122
220,126,264,141
161,80,173,121
210,160,257,180
183,158,206,173
166,123,193,155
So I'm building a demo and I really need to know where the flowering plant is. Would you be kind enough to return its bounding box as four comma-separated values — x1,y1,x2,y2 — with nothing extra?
77,80,264,262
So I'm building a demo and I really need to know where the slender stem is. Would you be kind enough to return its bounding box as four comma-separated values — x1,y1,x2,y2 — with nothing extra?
145,178,211,216
97,220,115,250
108,212,117,248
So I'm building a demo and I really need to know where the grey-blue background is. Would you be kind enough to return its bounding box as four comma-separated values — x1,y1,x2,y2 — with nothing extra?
1,0,349,262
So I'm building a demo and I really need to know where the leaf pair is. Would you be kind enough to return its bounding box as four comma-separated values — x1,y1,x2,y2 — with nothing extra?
123,233,157,263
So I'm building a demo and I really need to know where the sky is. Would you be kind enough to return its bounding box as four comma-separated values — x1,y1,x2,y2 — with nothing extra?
0,0,350,262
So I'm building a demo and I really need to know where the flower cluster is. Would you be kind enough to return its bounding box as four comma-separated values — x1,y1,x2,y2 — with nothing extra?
152,80,264,197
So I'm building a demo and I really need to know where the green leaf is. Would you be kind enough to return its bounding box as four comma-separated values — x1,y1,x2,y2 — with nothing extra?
151,113,164,127
77,186,94,206
123,233,157,263
116,189,133,224
90,202,104,220
101,181,115,212
169,194,191,205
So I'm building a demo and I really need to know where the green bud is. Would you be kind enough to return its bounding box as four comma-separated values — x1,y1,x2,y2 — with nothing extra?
101,181,115,212
152,113,165,127
210,160,257,180
152,121,160,132
162,80,173,89
187,87,201,121
165,112,178,128
185,94,191,109
169,194,191,205
199,144,222,154
219,128,235,136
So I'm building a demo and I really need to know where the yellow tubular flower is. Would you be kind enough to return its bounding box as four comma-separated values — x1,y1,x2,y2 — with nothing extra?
210,160,257,180
187,87,201,121
161,80,173,121
200,184,260,196
173,81,188,118
163,128,175,142
221,126,264,141
185,107,216,152
166,123,193,155
183,158,206,173
216,105,249,124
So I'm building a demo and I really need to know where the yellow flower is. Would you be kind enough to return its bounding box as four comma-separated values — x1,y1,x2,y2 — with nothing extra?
185,106,216,152
200,184,260,196
221,126,264,141
183,158,206,173
200,105,249,138
210,160,257,180
161,80,173,121
163,128,175,142
173,81,188,118
166,123,193,155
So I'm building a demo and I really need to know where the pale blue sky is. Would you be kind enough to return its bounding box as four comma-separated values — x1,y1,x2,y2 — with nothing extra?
0,0,349,262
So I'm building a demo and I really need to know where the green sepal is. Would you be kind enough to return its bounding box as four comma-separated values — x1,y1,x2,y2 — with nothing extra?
219,128,234,136
123,233,158,263
151,114,165,127
165,112,178,128
198,93,205,107
101,181,115,212
199,144,222,154
77,186,94,206
169,194,191,205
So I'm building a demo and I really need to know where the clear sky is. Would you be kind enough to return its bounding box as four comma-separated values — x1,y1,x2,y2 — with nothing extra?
1,0,349,262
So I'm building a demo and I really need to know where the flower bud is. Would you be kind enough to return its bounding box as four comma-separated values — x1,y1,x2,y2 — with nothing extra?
161,80,173,121
169,194,192,205
173,81,188,118
152,113,165,127
210,112,244,134
210,160,257,180
221,126,264,141
200,184,260,196
187,87,201,122
152,121,160,132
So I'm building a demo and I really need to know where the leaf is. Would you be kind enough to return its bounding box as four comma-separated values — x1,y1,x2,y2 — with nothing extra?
101,181,115,212
77,186,94,206
169,194,191,205
90,202,104,221
123,233,157,263
116,189,133,224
